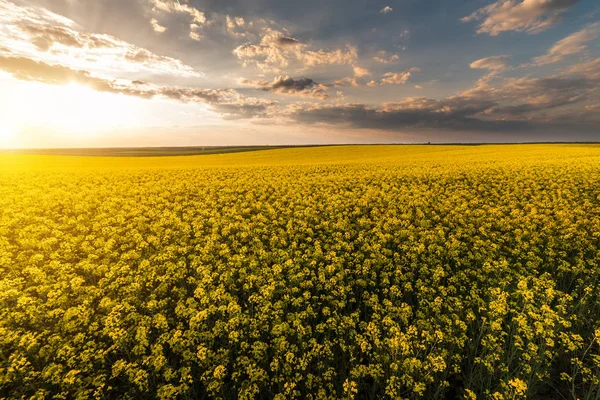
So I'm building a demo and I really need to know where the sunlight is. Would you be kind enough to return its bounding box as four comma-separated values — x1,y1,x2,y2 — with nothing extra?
0,122,17,148
1,80,143,143
32,83,142,133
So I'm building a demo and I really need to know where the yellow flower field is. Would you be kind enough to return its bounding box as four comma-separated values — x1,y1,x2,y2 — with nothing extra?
1,145,599,399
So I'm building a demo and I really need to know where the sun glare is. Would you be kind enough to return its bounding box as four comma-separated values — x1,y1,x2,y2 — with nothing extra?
0,123,17,148
37,83,141,133
1,80,143,146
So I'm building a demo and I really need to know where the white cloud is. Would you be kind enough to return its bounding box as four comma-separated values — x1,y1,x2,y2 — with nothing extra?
470,55,512,79
151,18,167,33
225,15,248,37
380,71,413,85
566,58,600,79
353,66,371,77
380,6,393,14
373,51,400,64
528,22,600,66
151,0,206,24
334,76,361,87
0,0,202,79
0,54,272,120
368,68,420,86
462,0,579,36
150,0,206,41
233,29,357,72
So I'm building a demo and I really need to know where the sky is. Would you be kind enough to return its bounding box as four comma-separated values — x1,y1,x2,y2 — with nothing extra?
0,0,598,147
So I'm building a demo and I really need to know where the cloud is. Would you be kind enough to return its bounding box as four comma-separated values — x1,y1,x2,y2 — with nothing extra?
463,74,599,124
528,22,600,66
0,0,202,79
485,78,590,116
333,76,361,87
470,55,512,72
334,66,380,87
1,0,597,141
0,55,272,119
0,55,151,98
461,74,596,115
373,51,400,64
284,71,599,133
0,0,73,27
380,6,393,14
157,87,274,119
462,0,580,36
399,29,411,39
353,66,371,77
150,0,205,24
226,15,245,30
299,46,358,67
380,71,415,85
367,68,420,86
233,29,357,72
566,58,600,79
211,101,274,120
335,90,347,102
150,0,206,41
241,76,329,98
470,55,512,80
275,36,301,46
286,100,511,132
151,18,167,33
18,25,116,51
224,15,248,37
189,28,202,41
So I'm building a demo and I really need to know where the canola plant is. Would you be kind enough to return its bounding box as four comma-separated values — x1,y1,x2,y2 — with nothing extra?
0,145,599,399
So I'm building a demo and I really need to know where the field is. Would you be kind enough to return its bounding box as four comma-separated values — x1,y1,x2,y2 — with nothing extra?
0,146,299,157
1,145,599,399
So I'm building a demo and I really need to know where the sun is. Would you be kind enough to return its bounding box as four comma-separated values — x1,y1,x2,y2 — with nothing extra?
39,83,141,134
0,123,17,148
0,80,143,146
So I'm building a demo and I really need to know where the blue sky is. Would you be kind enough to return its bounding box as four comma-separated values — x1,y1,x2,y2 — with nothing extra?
0,0,598,147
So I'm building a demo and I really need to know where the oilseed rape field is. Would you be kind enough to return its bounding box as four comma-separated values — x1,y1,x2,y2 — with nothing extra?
1,145,600,399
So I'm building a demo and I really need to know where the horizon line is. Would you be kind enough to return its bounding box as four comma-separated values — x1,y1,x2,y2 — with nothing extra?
2,141,600,152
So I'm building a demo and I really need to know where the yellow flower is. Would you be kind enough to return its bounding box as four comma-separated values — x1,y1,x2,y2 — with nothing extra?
508,378,528,396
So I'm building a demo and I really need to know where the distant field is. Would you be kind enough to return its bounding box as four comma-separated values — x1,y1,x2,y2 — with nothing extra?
1,145,599,399
2,143,597,158
0,145,300,157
